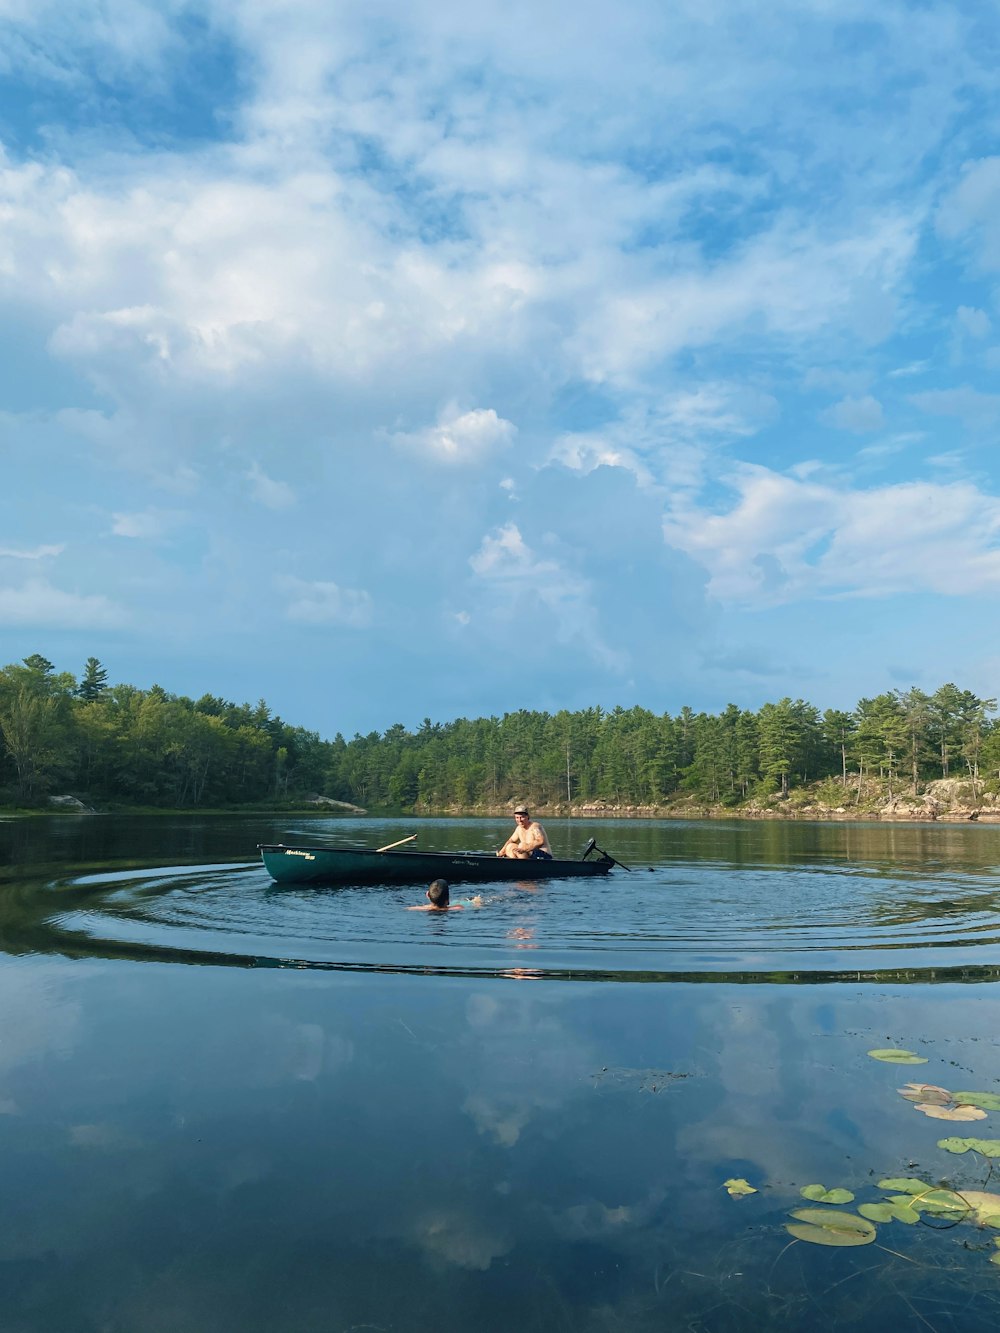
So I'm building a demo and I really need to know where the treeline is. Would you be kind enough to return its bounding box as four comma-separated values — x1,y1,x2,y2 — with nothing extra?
0,656,327,806
2,655,998,811
326,685,1000,809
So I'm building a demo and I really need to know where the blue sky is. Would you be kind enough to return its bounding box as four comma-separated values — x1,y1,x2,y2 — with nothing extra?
2,0,1000,737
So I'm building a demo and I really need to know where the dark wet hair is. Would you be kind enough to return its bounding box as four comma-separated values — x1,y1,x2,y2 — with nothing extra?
427,878,450,906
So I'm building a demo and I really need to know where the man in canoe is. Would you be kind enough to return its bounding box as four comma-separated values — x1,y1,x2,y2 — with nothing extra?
497,806,552,860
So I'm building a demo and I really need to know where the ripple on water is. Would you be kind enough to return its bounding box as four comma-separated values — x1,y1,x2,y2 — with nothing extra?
38,853,1000,983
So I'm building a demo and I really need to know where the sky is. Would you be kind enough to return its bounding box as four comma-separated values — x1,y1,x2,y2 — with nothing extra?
2,0,1000,738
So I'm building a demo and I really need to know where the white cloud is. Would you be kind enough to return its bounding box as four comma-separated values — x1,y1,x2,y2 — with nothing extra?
469,521,551,580
663,465,1000,604
0,543,64,559
0,578,125,627
567,217,916,385
821,394,885,433
276,575,373,627
909,386,1000,429
955,305,991,339
469,521,626,670
110,509,183,538
937,157,1000,269
391,404,516,465
887,359,930,378
245,462,295,509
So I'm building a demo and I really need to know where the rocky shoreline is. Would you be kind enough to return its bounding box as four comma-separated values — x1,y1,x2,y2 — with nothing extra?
460,779,1000,824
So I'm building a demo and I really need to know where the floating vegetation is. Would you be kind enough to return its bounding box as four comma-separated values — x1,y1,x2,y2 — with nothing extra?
952,1192,1000,1227
857,1201,919,1224
723,1178,757,1197
877,1177,936,1194
897,1083,988,1120
785,1208,876,1247
800,1184,855,1204
952,1091,1000,1112
938,1137,1000,1158
898,1083,952,1105
867,1048,928,1064
591,1067,689,1093
780,1051,1000,1273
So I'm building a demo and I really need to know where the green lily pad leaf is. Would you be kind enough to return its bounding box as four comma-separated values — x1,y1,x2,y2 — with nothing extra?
800,1184,855,1204
951,1092,1000,1112
878,1178,934,1195
868,1049,928,1064
786,1209,876,1247
939,1137,1000,1158
883,1191,966,1216
859,1201,919,1224
723,1177,757,1197
919,1189,969,1215
991,1251,1000,1266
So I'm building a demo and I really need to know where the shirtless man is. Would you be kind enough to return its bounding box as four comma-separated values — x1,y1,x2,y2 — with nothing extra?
496,806,552,859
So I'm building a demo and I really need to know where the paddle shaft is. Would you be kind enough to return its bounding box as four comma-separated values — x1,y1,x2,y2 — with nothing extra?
375,834,418,853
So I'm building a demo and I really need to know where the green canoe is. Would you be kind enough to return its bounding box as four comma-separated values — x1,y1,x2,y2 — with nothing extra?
259,841,617,886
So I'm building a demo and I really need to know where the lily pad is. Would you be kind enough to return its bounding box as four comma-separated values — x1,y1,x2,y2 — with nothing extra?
957,1192,1000,1228
882,1190,966,1218
723,1177,757,1197
938,1137,1000,1158
878,1177,934,1195
951,1092,1000,1112
898,1083,952,1105
800,1184,855,1204
858,1201,919,1224
868,1049,928,1065
914,1103,987,1121
786,1208,876,1247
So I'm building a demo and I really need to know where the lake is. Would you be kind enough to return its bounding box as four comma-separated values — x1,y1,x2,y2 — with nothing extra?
2,813,1000,1331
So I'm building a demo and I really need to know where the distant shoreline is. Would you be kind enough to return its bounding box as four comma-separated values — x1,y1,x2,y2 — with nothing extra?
11,777,1000,825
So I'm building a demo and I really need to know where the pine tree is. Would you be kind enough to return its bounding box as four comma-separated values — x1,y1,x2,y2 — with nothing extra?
78,657,109,702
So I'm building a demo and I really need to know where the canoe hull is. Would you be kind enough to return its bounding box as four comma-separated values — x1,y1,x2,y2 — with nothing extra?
259,843,614,886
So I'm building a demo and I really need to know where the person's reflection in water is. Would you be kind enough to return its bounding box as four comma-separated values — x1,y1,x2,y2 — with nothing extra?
502,879,539,973
507,926,536,948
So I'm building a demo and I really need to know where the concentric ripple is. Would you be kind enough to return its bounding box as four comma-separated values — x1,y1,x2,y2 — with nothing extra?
35,839,1000,982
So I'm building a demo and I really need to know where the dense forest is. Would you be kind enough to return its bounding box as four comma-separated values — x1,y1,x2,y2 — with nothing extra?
1,654,998,812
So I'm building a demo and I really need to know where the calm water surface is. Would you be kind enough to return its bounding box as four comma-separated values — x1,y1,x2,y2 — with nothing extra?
1,814,1000,1331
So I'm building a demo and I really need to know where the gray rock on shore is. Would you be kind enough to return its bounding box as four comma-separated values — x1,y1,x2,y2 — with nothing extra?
47,795,98,814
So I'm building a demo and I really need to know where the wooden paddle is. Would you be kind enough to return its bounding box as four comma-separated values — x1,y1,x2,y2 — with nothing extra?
376,834,418,853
